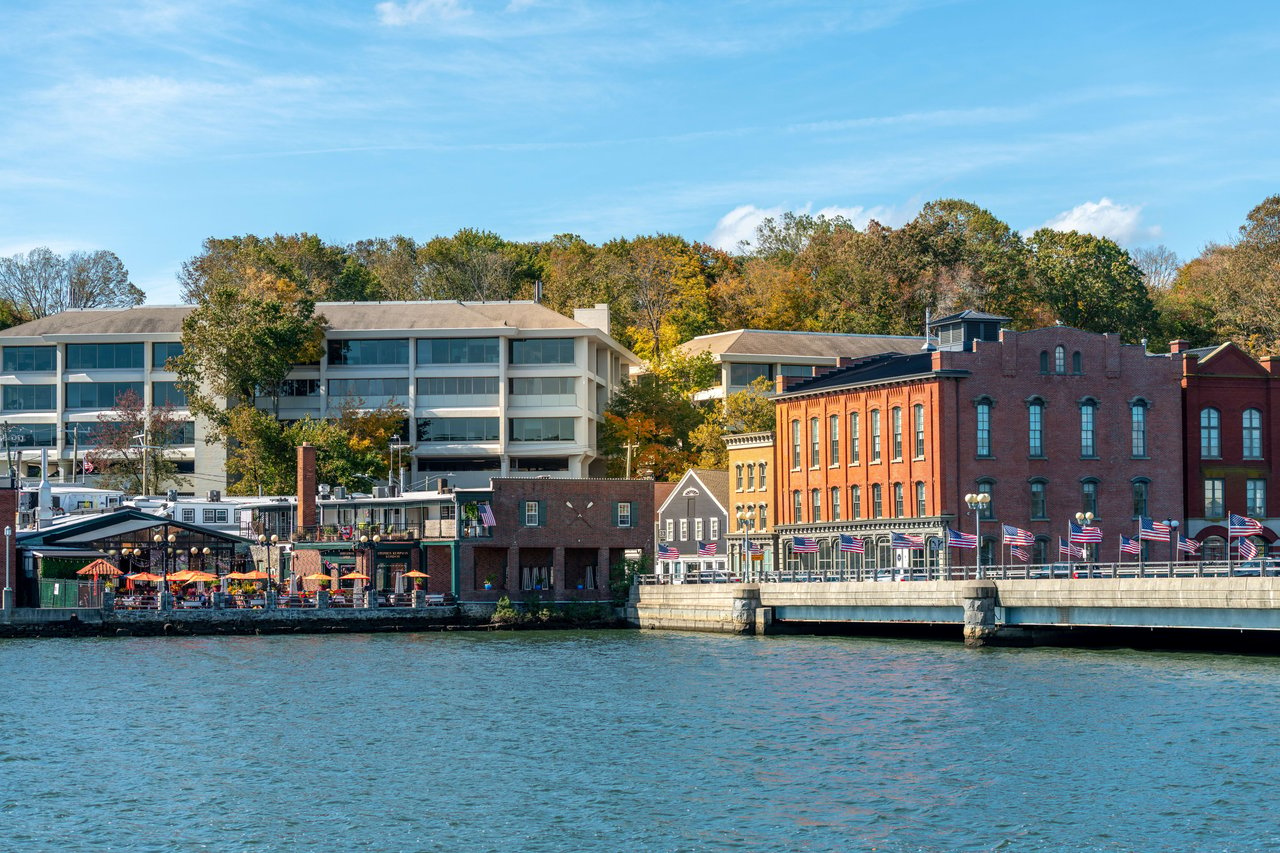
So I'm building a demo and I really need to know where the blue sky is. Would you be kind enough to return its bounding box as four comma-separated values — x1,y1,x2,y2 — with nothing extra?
1,0,1277,303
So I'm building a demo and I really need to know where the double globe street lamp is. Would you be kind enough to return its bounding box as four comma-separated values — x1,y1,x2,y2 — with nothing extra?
964,492,991,579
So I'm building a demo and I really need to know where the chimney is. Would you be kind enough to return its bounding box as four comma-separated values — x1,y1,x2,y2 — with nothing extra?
297,443,317,530
37,448,52,529
1170,339,1191,354
572,303,611,336
533,279,544,303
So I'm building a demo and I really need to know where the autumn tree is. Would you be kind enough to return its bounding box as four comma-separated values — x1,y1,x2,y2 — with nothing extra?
0,247,144,318
599,374,706,480
83,390,191,495
689,378,777,468
179,233,379,304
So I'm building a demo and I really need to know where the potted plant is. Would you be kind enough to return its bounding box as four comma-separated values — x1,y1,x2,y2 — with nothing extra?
483,573,498,590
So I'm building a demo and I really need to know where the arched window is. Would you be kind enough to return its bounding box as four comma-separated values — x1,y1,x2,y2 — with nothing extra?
1080,398,1097,457
913,404,926,458
850,485,862,519
790,419,801,469
830,486,841,521
746,463,755,490
828,414,840,465
893,482,905,517
1081,478,1099,516
1243,408,1263,459
849,411,861,465
1130,399,1148,457
735,464,744,491
1072,351,1083,374
792,489,802,523
811,488,822,522
1039,351,1050,374
975,397,993,457
1054,345,1066,374
759,462,767,491
976,479,994,519
1132,478,1149,519
870,409,882,462
1200,407,1221,458
1029,479,1048,520
1202,536,1226,561
891,407,903,460
758,504,768,530
915,481,927,516
1027,397,1045,457
871,483,883,518
809,417,820,467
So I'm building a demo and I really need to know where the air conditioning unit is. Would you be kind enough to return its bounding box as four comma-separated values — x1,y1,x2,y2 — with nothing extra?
334,486,348,501
318,483,331,497
207,490,221,502
373,486,390,499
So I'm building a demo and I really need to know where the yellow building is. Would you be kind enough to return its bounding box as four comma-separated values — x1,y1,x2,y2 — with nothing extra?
725,430,777,579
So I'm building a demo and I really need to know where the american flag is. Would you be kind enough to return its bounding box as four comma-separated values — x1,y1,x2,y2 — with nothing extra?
945,527,977,549
891,532,925,550
697,541,717,556
478,503,497,527
1002,524,1034,546
657,544,680,561
839,534,864,553
1010,545,1030,562
747,541,764,555
1120,535,1141,555
1138,517,1170,542
1177,536,1201,554
1239,538,1259,560
1059,537,1084,559
82,458,95,474
792,536,819,553
1069,521,1103,543
322,559,338,572
1229,513,1264,537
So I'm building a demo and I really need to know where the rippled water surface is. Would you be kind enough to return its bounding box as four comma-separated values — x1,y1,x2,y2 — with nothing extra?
3,630,1280,852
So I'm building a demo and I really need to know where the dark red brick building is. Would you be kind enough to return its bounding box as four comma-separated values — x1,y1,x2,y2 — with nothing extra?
774,312,1184,570
1179,341,1280,558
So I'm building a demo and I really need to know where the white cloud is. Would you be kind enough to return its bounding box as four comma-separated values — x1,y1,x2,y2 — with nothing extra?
376,0,471,26
1037,198,1161,245
706,202,917,252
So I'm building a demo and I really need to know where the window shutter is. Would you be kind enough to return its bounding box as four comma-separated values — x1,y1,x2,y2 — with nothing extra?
612,502,620,527
537,500,546,527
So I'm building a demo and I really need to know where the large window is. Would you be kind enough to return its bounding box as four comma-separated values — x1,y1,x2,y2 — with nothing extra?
728,363,773,387
1132,480,1149,519
1201,407,1220,458
1081,479,1099,517
850,485,861,519
1247,478,1267,517
913,404,925,458
327,339,409,366
893,482,904,517
829,414,839,465
329,378,409,399
4,346,55,372
871,483,883,518
850,412,861,465
509,417,575,442
1080,400,1097,457
1204,477,1225,518
977,480,994,519
830,486,841,521
976,400,992,457
66,343,143,370
509,376,575,406
1054,345,1066,374
153,342,184,367
1030,480,1048,519
510,338,574,365
418,376,500,400
65,381,143,409
152,382,187,408
417,338,499,364
791,419,801,469
1243,408,1263,459
2,385,54,411
809,417,820,467
792,490,802,523
916,481,927,517
277,379,321,398
870,409,882,462
9,423,56,447
891,407,903,460
1131,401,1148,457
811,489,822,522
416,417,500,442
1028,399,1044,457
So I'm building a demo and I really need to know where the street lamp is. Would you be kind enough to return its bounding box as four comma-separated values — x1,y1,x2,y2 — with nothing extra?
389,437,409,493
735,508,756,581
258,533,279,589
1074,511,1094,563
1162,518,1181,570
964,493,991,578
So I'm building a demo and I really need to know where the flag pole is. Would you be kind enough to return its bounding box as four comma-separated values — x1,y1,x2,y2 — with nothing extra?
1227,511,1234,578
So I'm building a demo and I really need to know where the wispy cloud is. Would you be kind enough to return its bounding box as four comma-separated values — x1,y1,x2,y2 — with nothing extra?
375,0,471,26
706,202,916,251
1037,198,1162,245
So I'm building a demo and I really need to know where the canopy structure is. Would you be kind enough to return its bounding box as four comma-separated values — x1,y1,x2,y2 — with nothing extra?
339,571,370,581
75,559,122,577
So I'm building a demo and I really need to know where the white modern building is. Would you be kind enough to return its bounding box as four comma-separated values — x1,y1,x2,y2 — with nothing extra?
0,301,638,492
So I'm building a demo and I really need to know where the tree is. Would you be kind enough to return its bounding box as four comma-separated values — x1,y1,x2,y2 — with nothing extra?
179,234,380,304
689,378,778,468
83,390,191,494
1027,229,1157,340
348,235,425,300
417,229,535,301
599,374,705,480
1131,245,1182,292
0,247,144,318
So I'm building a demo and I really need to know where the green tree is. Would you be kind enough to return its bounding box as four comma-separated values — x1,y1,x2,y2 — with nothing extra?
599,374,705,480
83,390,191,495
689,377,777,468
1027,229,1157,340
179,233,380,303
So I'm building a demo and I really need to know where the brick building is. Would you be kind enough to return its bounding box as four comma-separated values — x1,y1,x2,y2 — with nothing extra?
725,431,776,576
1179,341,1280,559
774,312,1184,571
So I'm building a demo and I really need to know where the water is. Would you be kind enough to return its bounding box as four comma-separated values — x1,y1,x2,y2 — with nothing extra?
3,631,1279,852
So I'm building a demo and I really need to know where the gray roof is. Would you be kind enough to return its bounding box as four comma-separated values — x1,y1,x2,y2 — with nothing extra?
930,309,1011,325
0,300,600,337
690,469,731,501
678,329,924,361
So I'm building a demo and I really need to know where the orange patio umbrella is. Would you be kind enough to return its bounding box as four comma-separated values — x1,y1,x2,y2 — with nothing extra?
181,570,218,584
222,571,249,580
76,559,122,577
167,570,197,583
300,572,332,582
339,571,370,581
127,572,163,583
240,570,271,581
402,570,430,579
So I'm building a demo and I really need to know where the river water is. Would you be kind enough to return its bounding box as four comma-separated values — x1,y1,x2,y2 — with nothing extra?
2,630,1278,852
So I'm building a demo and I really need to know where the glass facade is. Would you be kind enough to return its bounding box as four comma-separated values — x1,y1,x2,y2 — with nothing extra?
66,343,144,370
329,378,409,399
510,339,574,365
509,417,575,442
11,422,56,446
417,338,499,364
327,338,409,366
2,385,54,411
728,363,772,387
509,376,575,406
416,417,500,442
3,346,55,372
153,342,184,367
277,379,321,397
65,381,143,409
152,382,187,408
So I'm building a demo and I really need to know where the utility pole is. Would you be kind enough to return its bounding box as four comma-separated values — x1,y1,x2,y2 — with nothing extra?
623,441,638,479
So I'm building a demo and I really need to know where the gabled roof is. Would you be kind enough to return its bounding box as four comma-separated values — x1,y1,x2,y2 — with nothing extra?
677,329,924,361
17,508,256,548
929,309,1010,326
657,469,730,517
1187,341,1271,376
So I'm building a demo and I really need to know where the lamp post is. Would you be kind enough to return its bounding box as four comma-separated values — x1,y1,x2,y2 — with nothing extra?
389,437,408,493
357,533,381,606
1074,511,1094,565
964,493,991,579
258,533,279,590
1162,518,1180,574
735,509,756,581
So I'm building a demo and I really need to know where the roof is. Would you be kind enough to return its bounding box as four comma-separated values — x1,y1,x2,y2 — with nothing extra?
778,351,943,396
929,309,1010,325
657,468,731,517
677,329,924,361
0,300,626,341
17,508,256,547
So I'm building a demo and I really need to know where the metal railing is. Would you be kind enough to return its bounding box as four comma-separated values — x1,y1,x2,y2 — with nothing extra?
288,521,457,542
640,561,1278,584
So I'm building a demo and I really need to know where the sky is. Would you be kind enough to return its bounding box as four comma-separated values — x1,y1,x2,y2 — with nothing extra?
1,0,1278,304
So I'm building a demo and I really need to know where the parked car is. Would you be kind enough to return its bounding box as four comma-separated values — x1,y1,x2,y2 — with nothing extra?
1028,563,1073,579
1234,559,1280,577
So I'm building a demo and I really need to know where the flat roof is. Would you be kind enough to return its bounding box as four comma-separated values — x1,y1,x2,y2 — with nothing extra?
677,329,925,361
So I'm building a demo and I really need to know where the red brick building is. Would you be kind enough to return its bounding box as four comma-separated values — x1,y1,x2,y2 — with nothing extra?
1178,341,1280,558
774,312,1184,570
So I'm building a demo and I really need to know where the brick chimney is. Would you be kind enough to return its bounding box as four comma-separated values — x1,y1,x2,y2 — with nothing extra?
297,443,317,530
1169,339,1191,353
